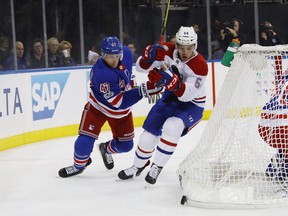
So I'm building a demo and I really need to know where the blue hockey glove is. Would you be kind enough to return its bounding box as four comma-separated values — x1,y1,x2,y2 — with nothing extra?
142,44,166,64
148,68,180,91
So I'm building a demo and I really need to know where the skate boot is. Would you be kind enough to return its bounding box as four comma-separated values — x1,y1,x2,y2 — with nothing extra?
99,142,114,170
266,150,288,182
145,163,163,185
58,157,92,178
118,160,151,180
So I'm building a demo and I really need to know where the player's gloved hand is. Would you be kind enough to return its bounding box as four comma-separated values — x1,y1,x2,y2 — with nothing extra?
148,68,180,91
142,44,166,64
139,81,163,98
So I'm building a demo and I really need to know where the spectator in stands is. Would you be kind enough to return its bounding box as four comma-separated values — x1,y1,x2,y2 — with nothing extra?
192,23,206,58
58,40,76,66
28,38,46,69
86,50,99,65
47,37,63,67
211,41,224,59
219,18,245,51
211,19,222,40
0,36,10,70
123,31,137,47
168,35,176,43
126,41,139,63
3,41,28,70
259,21,282,46
211,19,224,59
192,23,200,34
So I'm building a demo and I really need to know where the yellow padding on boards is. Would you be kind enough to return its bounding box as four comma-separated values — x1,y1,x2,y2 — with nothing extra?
0,111,211,151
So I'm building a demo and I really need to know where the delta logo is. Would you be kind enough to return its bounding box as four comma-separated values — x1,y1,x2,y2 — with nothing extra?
31,73,69,121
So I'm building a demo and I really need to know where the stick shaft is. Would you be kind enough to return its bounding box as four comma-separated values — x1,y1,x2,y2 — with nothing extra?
160,0,170,44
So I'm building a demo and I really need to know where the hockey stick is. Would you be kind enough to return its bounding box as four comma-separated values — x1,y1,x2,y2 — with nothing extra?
159,0,171,44
158,0,170,71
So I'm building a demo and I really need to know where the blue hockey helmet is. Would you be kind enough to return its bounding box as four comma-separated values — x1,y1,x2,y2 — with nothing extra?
100,36,123,55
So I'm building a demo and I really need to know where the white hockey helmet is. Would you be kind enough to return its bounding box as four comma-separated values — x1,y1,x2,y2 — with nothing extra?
176,26,198,49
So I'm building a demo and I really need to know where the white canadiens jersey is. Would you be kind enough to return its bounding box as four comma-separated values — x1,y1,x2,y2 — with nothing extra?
136,42,208,108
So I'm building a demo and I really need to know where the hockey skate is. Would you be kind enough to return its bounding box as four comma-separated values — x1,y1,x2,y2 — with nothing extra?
145,163,163,185
266,150,288,182
118,160,151,180
58,157,92,178
99,142,114,170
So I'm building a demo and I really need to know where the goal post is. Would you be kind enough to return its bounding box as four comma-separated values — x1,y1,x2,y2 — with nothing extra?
177,44,288,209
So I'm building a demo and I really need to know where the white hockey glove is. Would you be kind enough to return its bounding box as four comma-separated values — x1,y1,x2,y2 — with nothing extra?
139,81,163,98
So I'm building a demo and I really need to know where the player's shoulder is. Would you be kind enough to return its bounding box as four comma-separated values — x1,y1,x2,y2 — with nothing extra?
186,52,208,76
92,59,117,82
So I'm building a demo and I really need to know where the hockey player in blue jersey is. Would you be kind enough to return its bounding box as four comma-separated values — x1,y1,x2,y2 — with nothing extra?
118,26,208,184
58,36,162,178
258,71,288,182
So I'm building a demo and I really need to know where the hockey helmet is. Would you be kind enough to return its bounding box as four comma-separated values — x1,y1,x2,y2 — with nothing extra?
176,26,198,48
100,36,123,55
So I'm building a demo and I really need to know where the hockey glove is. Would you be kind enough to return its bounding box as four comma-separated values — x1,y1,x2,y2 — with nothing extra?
139,81,163,98
148,68,180,91
142,44,166,64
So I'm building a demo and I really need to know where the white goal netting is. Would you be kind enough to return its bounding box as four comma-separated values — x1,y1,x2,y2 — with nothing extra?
177,44,288,209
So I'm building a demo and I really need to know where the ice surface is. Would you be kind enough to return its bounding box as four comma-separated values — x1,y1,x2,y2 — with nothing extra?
0,122,287,216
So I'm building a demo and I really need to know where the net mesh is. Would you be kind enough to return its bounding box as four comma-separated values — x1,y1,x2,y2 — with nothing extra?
177,44,288,208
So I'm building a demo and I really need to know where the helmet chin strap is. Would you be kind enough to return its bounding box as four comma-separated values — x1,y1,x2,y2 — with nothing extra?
101,52,123,61
101,52,107,59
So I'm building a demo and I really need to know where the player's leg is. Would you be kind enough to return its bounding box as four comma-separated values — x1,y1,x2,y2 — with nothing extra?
145,103,204,184
118,130,159,180
145,117,184,184
58,103,105,177
118,105,167,180
58,135,95,178
99,112,135,170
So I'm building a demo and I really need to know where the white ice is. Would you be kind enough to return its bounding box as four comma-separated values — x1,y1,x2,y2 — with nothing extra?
0,121,287,216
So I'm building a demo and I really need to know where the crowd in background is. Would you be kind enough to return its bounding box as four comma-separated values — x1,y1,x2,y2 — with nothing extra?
0,34,143,71
0,18,284,71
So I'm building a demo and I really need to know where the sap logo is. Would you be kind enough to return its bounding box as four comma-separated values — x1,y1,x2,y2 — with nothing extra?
31,73,69,121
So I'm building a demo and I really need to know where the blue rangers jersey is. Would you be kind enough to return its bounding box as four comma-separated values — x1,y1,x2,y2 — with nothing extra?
88,45,142,118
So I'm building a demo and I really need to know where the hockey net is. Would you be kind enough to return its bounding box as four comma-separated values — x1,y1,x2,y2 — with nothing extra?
177,44,288,209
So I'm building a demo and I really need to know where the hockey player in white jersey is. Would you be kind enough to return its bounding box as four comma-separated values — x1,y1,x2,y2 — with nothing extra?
118,26,208,184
